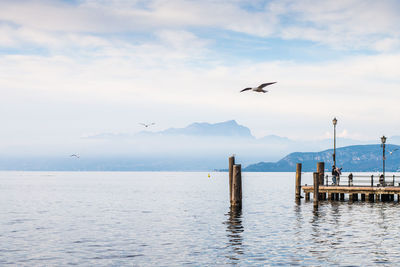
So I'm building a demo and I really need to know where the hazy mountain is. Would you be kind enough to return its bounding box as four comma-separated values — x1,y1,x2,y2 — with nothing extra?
139,120,254,138
87,120,254,139
244,144,400,172
2,120,399,171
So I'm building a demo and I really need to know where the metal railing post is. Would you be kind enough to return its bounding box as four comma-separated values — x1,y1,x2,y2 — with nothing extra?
371,175,374,187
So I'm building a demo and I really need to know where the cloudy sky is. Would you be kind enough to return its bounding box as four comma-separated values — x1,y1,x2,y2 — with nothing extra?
1,0,400,156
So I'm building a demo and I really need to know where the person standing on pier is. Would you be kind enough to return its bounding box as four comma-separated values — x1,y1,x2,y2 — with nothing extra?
335,166,342,185
332,165,337,185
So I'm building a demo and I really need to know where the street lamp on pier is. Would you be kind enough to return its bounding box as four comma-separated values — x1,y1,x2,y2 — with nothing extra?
381,135,387,184
332,117,337,167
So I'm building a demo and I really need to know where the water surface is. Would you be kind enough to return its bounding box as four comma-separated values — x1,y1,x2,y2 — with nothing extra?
1,171,400,266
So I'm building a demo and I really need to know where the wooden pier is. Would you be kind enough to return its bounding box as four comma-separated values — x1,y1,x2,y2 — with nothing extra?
297,162,400,202
302,185,400,202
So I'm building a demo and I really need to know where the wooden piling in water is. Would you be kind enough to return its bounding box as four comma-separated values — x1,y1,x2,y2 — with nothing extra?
317,162,325,200
313,172,319,206
317,162,325,185
295,163,302,200
229,156,235,203
231,164,242,207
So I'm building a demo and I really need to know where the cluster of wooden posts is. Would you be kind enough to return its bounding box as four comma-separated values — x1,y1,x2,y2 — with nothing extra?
296,162,400,205
227,156,400,209
229,156,242,208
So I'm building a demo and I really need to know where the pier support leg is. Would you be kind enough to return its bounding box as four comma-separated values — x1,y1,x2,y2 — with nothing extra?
368,194,374,202
295,163,302,200
328,193,333,200
231,164,242,208
340,193,345,200
305,192,310,201
361,194,366,201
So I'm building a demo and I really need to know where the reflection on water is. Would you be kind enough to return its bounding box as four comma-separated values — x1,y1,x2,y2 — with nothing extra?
3,172,400,265
224,206,244,264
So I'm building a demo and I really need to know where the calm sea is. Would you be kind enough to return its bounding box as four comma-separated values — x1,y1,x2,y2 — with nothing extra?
1,171,400,266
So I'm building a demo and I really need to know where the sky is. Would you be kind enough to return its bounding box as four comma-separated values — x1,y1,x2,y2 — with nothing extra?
1,0,400,157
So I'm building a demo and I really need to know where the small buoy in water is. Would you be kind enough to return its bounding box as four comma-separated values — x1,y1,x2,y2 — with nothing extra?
208,173,211,178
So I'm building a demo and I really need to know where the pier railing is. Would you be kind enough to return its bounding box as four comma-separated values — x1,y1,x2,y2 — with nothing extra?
325,174,400,187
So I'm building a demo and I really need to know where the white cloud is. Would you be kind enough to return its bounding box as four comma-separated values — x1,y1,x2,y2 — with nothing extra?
273,0,400,50
1,0,400,51
1,0,400,155
2,48,400,142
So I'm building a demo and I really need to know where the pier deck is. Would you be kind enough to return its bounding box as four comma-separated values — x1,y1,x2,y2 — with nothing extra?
302,185,400,195
302,185,400,201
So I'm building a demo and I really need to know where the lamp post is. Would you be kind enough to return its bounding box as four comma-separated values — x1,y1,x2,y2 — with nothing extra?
333,117,337,167
381,135,387,183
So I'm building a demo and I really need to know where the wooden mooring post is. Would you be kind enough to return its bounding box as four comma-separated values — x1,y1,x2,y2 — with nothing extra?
228,155,235,202
295,163,302,200
231,164,242,207
317,162,325,200
313,172,319,207
317,162,325,185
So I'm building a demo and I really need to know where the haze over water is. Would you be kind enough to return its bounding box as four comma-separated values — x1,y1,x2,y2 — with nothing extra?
1,171,400,266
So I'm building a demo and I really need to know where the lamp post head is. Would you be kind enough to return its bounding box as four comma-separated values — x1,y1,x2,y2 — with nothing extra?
333,117,337,126
381,135,387,144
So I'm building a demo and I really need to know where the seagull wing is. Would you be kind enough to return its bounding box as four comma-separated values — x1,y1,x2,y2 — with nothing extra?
258,82,277,89
240,87,252,92
139,123,146,126
151,123,155,125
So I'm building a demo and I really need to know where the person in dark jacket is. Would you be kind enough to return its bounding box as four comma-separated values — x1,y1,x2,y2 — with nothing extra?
332,165,337,185
335,166,342,185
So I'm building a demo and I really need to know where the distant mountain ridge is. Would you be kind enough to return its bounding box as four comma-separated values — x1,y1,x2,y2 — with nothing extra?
244,144,400,172
88,120,254,139
4,119,400,171
143,120,254,138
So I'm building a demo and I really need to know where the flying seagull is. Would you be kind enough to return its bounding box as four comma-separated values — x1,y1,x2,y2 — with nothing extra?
70,154,80,158
390,148,399,155
240,82,277,93
139,123,155,128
